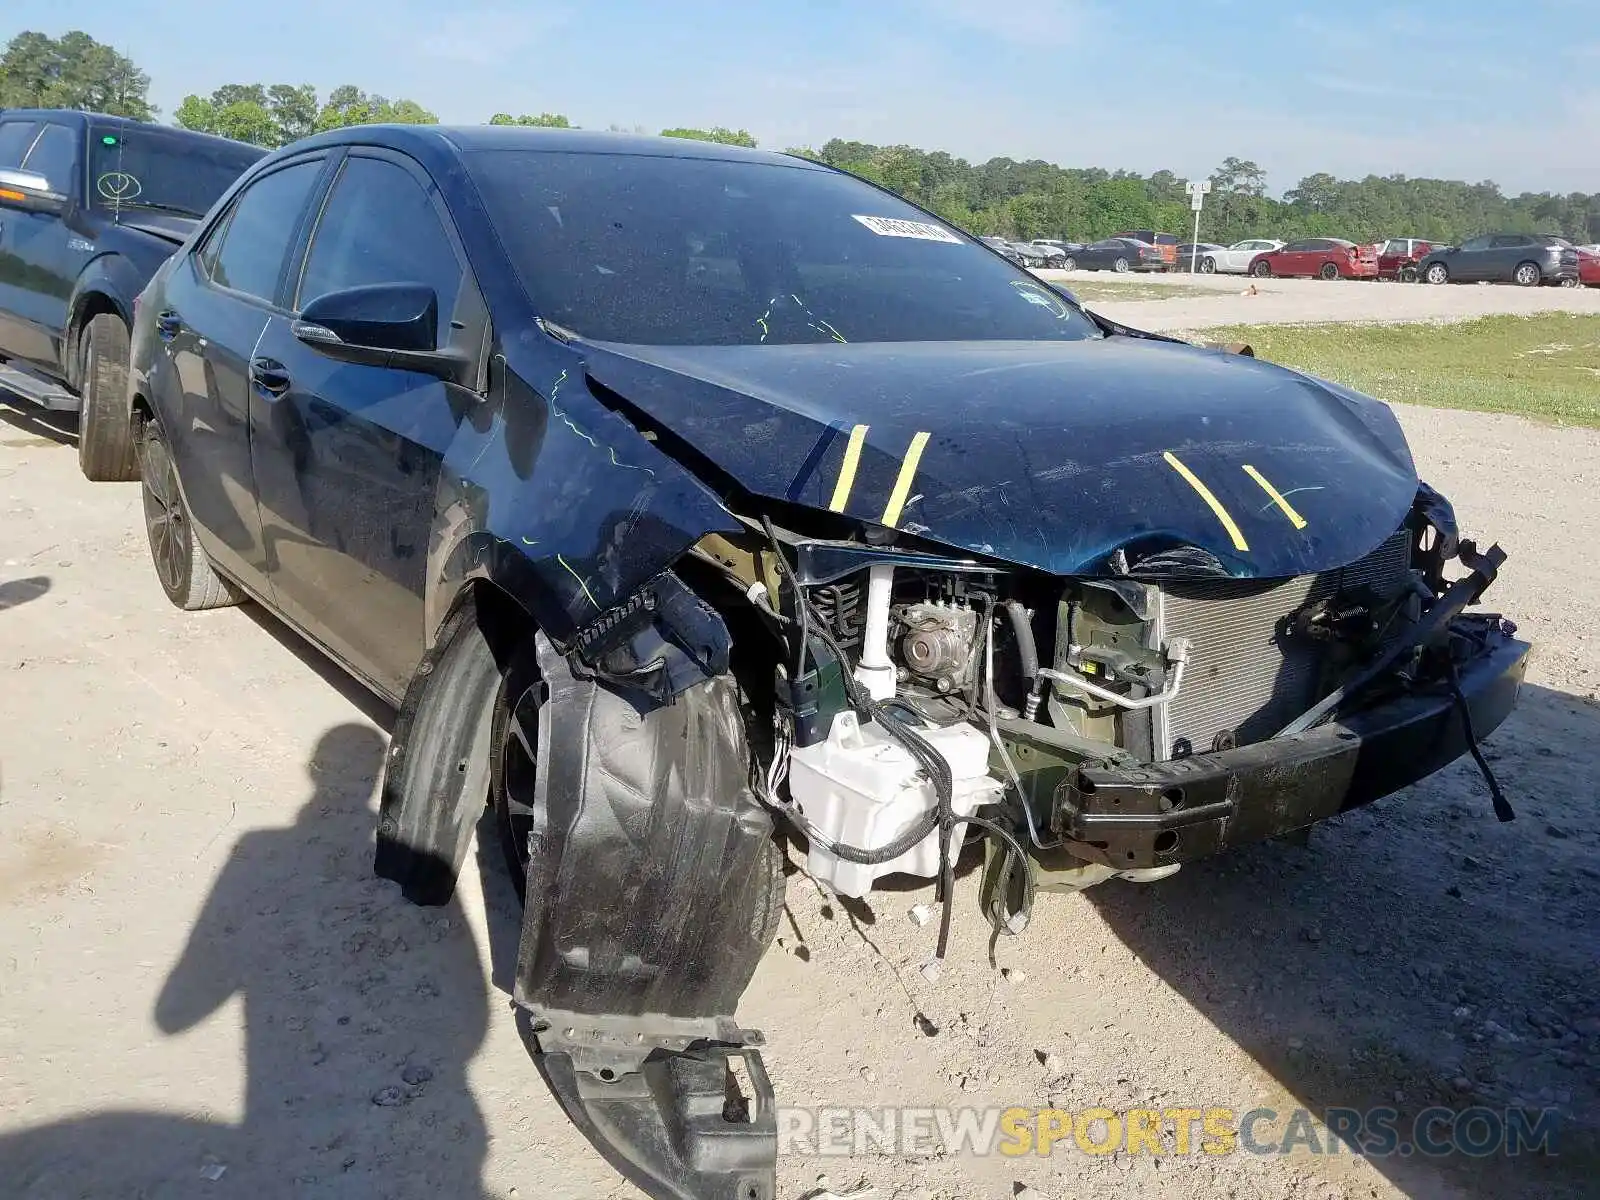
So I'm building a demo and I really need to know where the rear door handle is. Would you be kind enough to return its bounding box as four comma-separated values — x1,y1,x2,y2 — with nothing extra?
250,356,291,397
157,310,182,341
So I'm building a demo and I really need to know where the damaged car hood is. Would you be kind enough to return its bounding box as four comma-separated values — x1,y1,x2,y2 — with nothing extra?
579,335,1419,579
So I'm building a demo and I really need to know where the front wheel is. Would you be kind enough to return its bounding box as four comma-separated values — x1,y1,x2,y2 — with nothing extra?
1514,262,1541,287
1318,262,1341,280
1112,257,1131,273
77,314,139,481
140,420,244,611
1061,255,1076,272
1558,276,1580,289
1425,262,1449,284
1250,260,1272,278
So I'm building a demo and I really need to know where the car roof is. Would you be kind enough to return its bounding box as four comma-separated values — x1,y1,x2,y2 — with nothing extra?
0,108,265,154
289,123,816,170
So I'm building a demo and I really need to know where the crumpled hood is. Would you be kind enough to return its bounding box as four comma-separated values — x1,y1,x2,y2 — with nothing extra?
579,335,1419,579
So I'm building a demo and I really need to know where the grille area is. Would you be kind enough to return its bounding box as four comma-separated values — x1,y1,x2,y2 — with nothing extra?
1158,531,1413,757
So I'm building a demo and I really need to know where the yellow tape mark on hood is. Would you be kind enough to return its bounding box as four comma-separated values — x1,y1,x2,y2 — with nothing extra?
1163,451,1249,552
1242,463,1308,530
881,431,932,528
829,423,869,512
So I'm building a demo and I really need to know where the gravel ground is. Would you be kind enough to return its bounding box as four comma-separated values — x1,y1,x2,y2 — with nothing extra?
1,391,1597,1200
1032,268,1600,331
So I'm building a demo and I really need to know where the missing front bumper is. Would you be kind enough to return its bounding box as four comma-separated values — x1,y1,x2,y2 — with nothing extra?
1054,629,1530,869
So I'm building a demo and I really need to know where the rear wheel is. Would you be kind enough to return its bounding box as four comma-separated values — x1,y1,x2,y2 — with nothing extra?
1557,276,1579,289
77,314,139,481
1318,262,1341,280
140,420,243,611
1250,260,1272,278
1113,257,1131,273
1425,262,1449,284
1514,261,1541,287
1199,257,1216,274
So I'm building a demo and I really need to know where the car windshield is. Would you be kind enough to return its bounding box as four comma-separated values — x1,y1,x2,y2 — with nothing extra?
88,124,264,218
467,149,1101,346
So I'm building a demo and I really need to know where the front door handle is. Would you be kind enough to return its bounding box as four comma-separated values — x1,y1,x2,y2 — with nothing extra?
157,310,182,341
250,356,292,397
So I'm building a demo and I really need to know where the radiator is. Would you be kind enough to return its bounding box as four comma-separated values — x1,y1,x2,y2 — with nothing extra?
1156,530,1413,758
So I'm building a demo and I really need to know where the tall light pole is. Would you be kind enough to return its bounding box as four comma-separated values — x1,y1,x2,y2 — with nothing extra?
1185,180,1212,273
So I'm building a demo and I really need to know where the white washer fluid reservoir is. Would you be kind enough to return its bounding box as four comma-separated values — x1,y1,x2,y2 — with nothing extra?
786,711,1002,898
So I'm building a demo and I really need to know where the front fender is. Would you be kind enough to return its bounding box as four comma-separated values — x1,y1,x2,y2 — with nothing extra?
423,348,743,651
67,254,141,334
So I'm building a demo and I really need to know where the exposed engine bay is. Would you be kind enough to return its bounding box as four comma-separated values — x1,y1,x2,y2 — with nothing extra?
669,485,1523,966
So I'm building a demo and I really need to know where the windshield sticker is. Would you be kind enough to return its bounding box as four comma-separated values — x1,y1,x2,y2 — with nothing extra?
852,214,962,245
96,172,142,202
1009,279,1069,319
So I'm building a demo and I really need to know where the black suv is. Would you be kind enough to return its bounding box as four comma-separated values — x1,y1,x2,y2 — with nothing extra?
1417,232,1581,288
0,109,263,477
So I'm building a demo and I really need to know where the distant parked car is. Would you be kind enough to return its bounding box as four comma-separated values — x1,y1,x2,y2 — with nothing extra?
1417,234,1580,287
1195,239,1284,274
1580,248,1600,287
1028,239,1077,268
1009,240,1062,268
1073,237,1167,272
1174,243,1225,271
1249,238,1378,280
979,235,1026,265
1375,238,1435,281
1112,229,1178,267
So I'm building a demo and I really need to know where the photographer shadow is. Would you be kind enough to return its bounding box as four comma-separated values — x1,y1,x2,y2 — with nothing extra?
0,723,495,1199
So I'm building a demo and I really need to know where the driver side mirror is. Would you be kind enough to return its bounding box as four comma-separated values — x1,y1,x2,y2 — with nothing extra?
0,168,68,216
292,283,472,384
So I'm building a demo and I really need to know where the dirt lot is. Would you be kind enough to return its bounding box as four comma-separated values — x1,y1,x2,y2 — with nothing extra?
1034,268,1600,332
2,386,1598,1200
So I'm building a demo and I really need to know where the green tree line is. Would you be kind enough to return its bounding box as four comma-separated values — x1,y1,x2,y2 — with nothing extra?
4,29,1596,244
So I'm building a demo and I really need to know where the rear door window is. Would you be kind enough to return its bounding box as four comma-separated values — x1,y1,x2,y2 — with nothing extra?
208,159,325,305
21,123,80,194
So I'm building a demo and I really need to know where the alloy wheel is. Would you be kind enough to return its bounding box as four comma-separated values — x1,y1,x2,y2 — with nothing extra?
141,435,188,596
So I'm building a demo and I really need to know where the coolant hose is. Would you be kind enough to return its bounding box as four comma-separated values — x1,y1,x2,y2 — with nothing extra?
1002,600,1039,682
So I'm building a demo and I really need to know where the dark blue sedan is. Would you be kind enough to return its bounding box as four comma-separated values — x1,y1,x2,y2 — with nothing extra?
122,125,1527,1200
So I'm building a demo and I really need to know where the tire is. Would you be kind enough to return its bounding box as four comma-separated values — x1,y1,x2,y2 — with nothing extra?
1250,260,1272,278
1318,262,1340,280
77,314,139,481
1558,276,1579,289
1425,262,1449,285
1398,265,1419,283
1061,256,1076,272
1199,257,1216,274
139,419,244,611
1514,261,1541,287
1113,257,1130,273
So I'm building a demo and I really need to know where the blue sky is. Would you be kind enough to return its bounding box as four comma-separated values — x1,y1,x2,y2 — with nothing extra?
8,0,1599,193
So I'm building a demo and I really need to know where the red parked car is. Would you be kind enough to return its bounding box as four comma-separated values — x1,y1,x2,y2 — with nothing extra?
1249,238,1379,280
1375,237,1435,281
1580,248,1600,287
